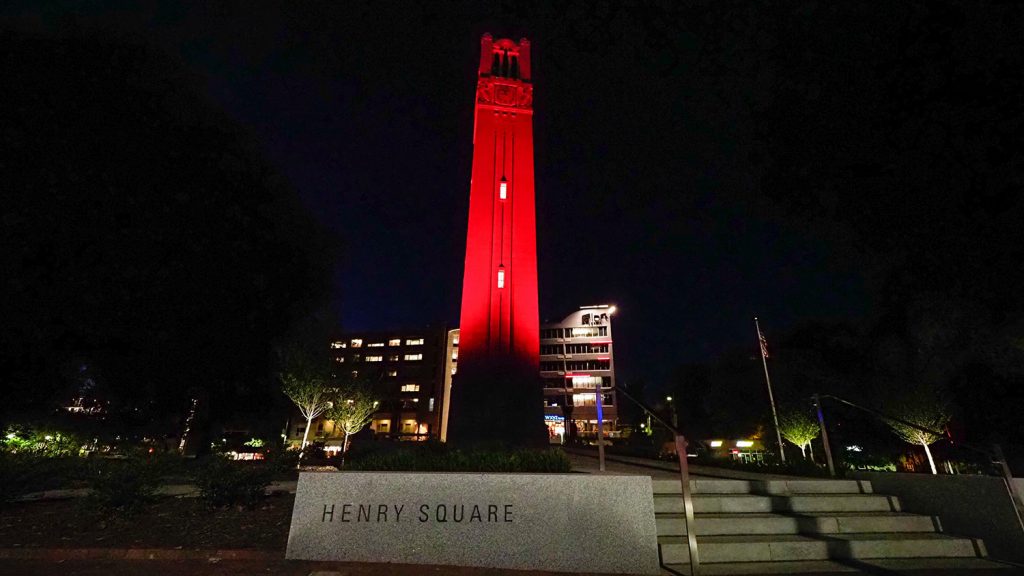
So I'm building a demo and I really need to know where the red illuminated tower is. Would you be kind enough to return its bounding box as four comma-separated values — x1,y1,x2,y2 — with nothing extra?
459,34,539,368
448,34,543,445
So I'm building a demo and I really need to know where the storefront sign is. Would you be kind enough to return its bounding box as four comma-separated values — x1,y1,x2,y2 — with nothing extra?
286,471,659,574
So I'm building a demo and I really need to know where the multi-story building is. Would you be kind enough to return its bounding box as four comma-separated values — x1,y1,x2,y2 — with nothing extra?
285,326,451,449
539,305,619,444
440,328,460,442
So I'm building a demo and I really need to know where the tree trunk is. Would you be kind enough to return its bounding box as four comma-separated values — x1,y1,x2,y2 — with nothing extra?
799,444,807,459
921,439,938,474
343,431,351,454
298,414,313,468
808,441,815,461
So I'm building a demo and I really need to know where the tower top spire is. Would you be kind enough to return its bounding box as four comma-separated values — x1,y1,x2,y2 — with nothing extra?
478,34,530,82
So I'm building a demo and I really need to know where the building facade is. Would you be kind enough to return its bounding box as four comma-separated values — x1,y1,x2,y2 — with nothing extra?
285,326,451,449
539,305,619,444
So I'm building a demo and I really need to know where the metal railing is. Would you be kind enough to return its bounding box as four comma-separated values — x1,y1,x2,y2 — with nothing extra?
616,387,700,575
813,393,1023,511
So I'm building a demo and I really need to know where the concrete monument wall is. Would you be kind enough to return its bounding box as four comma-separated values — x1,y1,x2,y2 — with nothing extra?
286,471,660,574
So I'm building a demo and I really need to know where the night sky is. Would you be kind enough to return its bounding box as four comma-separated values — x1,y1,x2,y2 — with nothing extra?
8,3,867,384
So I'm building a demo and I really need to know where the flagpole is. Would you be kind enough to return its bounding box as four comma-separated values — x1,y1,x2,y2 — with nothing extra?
755,317,786,463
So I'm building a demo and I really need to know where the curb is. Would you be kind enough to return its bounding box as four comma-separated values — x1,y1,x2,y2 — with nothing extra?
14,481,298,502
0,548,280,561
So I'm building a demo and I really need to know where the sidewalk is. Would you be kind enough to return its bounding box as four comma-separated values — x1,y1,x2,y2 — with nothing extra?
0,558,642,576
566,447,808,481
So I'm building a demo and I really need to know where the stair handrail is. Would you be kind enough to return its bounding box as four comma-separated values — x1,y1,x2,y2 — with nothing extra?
813,393,1023,512
616,386,700,575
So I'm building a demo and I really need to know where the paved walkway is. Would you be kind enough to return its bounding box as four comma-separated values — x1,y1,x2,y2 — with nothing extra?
567,448,809,481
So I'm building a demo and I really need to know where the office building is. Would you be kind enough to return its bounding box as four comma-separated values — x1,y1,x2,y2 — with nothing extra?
539,305,619,444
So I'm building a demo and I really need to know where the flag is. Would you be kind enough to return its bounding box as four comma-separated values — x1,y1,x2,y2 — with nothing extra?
757,324,770,359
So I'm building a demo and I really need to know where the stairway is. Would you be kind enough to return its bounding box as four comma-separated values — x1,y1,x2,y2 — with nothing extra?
653,477,1008,574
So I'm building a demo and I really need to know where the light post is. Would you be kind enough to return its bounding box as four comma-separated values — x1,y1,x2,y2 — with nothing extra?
666,396,678,429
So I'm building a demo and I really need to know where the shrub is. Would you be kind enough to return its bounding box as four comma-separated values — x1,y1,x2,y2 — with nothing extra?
345,446,571,473
0,453,86,504
85,455,165,513
692,453,837,478
192,456,275,508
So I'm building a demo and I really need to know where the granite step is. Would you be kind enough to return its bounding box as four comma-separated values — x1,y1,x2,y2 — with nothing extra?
654,493,900,514
661,557,1014,574
658,532,986,564
656,511,940,536
652,478,872,496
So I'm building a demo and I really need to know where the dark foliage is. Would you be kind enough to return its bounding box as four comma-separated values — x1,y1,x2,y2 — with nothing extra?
192,456,277,509
0,30,335,436
0,453,87,504
84,455,168,514
344,442,571,473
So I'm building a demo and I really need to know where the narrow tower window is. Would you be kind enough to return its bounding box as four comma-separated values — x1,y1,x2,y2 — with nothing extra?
497,266,505,289
499,177,507,200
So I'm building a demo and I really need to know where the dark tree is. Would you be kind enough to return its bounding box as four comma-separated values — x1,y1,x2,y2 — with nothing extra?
0,30,335,437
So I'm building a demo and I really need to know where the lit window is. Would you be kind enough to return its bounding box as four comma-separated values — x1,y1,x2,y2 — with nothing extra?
402,420,417,433
350,339,363,348
351,370,359,378
429,397,435,412
335,356,345,363
451,350,458,360
401,383,420,392
330,341,347,349
736,440,754,448
388,339,401,346
499,178,507,200
710,440,723,448
453,337,459,346
404,353,423,361
388,354,399,362
497,267,505,289
451,366,457,375
365,355,383,362
368,342,384,348
374,419,390,433
387,370,398,377
405,338,424,346
572,393,597,406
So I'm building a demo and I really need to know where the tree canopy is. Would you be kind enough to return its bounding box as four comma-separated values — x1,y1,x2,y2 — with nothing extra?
0,30,336,432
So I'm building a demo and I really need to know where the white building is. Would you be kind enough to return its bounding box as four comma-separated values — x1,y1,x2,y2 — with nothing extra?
539,305,618,444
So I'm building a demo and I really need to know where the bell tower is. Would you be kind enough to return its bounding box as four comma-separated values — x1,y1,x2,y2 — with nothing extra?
458,34,539,368
448,35,543,445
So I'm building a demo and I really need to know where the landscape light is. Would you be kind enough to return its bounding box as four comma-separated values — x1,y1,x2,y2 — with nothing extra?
666,396,673,402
